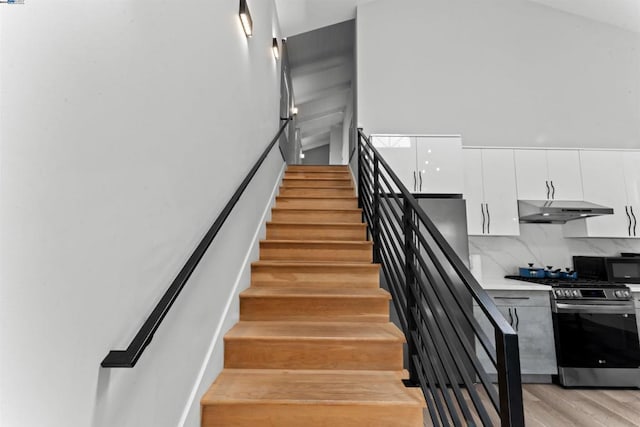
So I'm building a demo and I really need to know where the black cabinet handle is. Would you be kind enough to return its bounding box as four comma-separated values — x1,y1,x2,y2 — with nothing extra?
485,203,491,234
626,206,632,236
508,307,513,326
631,206,637,237
550,180,555,199
514,307,519,332
413,171,416,192
419,172,422,192
481,203,486,234
545,181,550,199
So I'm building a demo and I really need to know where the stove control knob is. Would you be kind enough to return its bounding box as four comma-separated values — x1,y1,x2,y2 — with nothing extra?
562,289,570,297
555,289,565,298
622,290,630,298
571,290,580,297
614,290,623,298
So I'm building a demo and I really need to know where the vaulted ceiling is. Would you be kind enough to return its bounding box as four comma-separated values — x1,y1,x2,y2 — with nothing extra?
275,0,640,37
287,20,354,151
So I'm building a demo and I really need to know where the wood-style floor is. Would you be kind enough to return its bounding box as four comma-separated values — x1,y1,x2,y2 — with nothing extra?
422,384,640,426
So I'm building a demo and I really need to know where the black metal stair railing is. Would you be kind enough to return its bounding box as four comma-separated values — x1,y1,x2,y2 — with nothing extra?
357,129,525,426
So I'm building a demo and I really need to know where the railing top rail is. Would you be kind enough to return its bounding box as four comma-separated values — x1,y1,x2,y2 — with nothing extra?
101,118,291,368
357,129,515,336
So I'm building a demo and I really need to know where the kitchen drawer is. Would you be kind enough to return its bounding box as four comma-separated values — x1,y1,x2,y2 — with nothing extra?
485,290,551,307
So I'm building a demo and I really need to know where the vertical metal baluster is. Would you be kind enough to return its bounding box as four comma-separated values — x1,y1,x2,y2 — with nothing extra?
496,332,525,427
404,198,419,385
373,157,381,264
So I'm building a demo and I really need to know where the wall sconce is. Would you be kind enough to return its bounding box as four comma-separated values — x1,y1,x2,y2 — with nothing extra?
239,0,253,38
300,153,305,159
290,106,298,116
272,38,280,60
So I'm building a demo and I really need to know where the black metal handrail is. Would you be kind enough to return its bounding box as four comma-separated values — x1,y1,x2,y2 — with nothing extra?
101,118,291,368
357,129,524,426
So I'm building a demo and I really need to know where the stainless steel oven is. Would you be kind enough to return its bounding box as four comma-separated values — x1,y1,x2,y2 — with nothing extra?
551,286,640,387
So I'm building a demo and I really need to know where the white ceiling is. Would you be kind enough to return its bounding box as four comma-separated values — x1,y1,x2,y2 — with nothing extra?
275,0,640,36
528,0,640,33
287,20,355,151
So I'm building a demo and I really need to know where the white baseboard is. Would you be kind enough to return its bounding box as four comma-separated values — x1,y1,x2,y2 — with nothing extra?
177,162,285,427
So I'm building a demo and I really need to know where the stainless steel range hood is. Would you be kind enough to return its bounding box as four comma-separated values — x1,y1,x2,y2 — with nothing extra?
518,200,614,224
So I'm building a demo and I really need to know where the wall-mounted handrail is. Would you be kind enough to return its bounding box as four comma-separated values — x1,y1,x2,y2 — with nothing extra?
101,118,291,368
357,129,524,426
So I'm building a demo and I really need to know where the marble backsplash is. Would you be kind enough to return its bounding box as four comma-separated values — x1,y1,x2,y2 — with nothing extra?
469,223,640,280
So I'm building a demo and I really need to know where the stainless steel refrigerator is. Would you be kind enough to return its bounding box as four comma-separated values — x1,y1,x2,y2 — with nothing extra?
382,195,472,382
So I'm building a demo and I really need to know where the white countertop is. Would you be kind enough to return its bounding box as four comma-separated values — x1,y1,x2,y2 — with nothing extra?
628,284,640,293
478,278,551,291
480,279,640,294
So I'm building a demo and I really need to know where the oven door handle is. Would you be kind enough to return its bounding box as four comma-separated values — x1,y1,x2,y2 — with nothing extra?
554,303,635,314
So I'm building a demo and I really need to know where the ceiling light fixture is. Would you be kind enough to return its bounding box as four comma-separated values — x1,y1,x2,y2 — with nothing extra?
272,38,280,60
239,0,253,38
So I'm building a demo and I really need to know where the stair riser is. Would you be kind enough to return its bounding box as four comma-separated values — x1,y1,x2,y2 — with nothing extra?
240,297,389,322
281,179,353,188
279,187,355,197
251,265,380,288
224,340,403,370
271,209,362,223
285,172,351,179
266,224,366,241
260,243,372,263
202,404,423,427
276,198,358,209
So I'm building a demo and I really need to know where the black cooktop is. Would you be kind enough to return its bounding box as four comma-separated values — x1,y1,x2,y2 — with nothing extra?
504,275,629,289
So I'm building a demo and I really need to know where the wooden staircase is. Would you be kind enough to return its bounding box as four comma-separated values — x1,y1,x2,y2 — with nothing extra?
201,165,425,426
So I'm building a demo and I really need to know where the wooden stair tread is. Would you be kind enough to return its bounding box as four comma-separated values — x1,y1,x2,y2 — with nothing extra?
202,369,424,406
267,221,366,227
277,195,357,200
261,239,372,245
252,260,379,267
225,321,405,341
271,207,362,213
240,287,390,299
282,176,352,181
287,165,350,171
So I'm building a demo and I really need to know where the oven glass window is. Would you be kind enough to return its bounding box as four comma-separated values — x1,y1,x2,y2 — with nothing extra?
553,313,640,368
611,263,640,279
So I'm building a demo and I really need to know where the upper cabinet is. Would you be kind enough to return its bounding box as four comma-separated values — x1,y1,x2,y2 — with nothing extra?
514,149,583,200
463,148,520,236
371,135,463,194
564,150,640,238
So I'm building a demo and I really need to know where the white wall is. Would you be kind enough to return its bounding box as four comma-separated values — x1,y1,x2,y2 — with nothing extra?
329,124,343,164
0,1,283,426
302,144,330,164
357,0,640,148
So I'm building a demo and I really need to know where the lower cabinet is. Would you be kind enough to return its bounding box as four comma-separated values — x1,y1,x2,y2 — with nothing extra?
474,290,557,378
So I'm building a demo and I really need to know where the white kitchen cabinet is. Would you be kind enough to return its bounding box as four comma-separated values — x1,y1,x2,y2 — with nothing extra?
371,135,463,194
463,148,520,236
416,136,464,193
475,290,557,378
564,150,639,238
514,149,583,201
